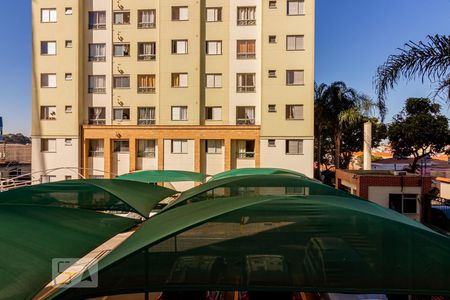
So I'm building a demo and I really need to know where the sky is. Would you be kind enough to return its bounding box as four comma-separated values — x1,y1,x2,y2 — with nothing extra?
0,0,449,135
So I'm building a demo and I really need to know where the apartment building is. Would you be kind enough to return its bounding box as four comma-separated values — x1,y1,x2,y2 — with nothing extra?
32,0,315,182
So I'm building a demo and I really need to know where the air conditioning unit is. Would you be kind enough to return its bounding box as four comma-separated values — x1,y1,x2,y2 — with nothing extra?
393,171,407,176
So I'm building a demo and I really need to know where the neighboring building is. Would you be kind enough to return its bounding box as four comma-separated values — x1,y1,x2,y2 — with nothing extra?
32,0,315,183
0,144,32,183
437,177,450,199
371,157,450,177
0,117,3,143
336,169,432,222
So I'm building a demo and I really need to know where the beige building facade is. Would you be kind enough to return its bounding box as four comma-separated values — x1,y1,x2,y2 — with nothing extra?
32,0,315,182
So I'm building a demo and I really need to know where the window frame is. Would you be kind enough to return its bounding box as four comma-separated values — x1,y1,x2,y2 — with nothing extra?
137,107,156,125
236,73,256,93
286,35,305,51
41,138,57,153
113,43,131,57
41,41,57,55
171,106,188,121
113,75,131,89
113,108,131,121
206,140,223,154
237,40,256,59
171,40,189,55
41,8,57,23
205,106,222,121
285,104,304,120
113,11,131,25
88,107,106,125
40,106,57,120
171,73,189,88
41,73,57,88
237,6,256,26
88,11,107,30
113,140,130,153
206,40,223,55
171,140,189,154
285,139,304,155
88,75,106,94
172,6,189,21
287,0,305,16
138,9,156,29
286,70,305,86
89,139,105,157
206,7,222,22
206,73,222,88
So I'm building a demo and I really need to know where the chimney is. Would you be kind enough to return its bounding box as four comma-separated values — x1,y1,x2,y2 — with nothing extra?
363,121,372,170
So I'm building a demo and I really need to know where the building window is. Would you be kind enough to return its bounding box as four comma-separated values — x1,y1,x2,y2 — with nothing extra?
237,7,256,25
65,7,73,15
41,139,56,152
40,106,56,120
286,140,303,155
65,73,72,81
65,139,72,146
237,73,256,92
88,107,106,125
236,106,255,125
269,35,277,43
65,40,73,48
171,73,188,87
138,107,156,125
206,74,222,88
114,11,130,25
41,41,56,55
287,0,305,15
268,139,276,147
113,43,130,57
41,175,57,183
237,140,255,159
65,106,72,113
171,140,188,154
237,40,256,59
206,41,222,55
268,104,277,112
138,140,156,158
138,75,156,93
269,1,277,9
286,70,304,85
171,106,188,121
89,139,104,157
113,76,130,89
113,108,130,121
41,73,57,88
205,107,222,121
172,6,189,21
41,8,57,23
88,75,106,93
138,10,156,28
206,7,222,22
389,194,418,214
65,175,72,180
206,140,222,154
268,70,277,78
286,105,304,120
88,11,106,29
89,43,106,61
114,140,129,153
287,35,305,50
138,42,156,61
172,40,188,54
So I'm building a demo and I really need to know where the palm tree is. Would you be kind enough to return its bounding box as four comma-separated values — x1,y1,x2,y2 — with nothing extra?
374,34,450,116
315,82,376,170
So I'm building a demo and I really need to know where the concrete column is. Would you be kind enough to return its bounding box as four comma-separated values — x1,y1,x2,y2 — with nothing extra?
82,139,89,178
363,121,372,170
254,137,261,168
194,138,201,173
224,138,232,171
104,138,112,179
129,138,137,172
157,138,164,170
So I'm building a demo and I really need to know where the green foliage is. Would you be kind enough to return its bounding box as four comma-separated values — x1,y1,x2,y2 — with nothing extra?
388,98,450,172
3,133,31,145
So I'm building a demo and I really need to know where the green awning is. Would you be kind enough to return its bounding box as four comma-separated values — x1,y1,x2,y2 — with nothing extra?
164,174,358,211
53,192,450,297
116,170,208,184
0,179,177,218
0,204,138,300
209,168,307,181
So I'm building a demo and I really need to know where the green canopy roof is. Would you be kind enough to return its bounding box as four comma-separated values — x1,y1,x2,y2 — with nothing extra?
116,170,208,184
53,183,450,298
0,204,137,300
209,168,308,181
0,179,177,218
164,174,358,211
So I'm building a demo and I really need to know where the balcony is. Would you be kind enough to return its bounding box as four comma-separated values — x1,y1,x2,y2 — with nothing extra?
138,119,156,125
88,88,106,94
237,19,256,26
138,87,156,94
89,56,106,62
138,151,156,158
237,152,255,159
138,22,156,29
236,86,256,93
237,52,256,59
236,118,256,125
89,119,106,125
89,23,106,30
138,54,156,61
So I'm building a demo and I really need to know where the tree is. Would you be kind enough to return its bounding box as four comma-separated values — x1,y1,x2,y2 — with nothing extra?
3,133,31,145
314,82,381,172
375,34,450,116
388,98,450,172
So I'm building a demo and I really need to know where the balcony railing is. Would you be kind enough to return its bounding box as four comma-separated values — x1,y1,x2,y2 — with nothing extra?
89,119,106,125
237,52,256,59
89,56,106,62
237,19,256,26
138,87,156,94
237,152,255,159
138,54,156,61
138,22,156,29
236,118,256,125
88,150,104,158
236,86,256,93
138,151,156,158
138,119,156,125
88,88,106,94
89,23,106,30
